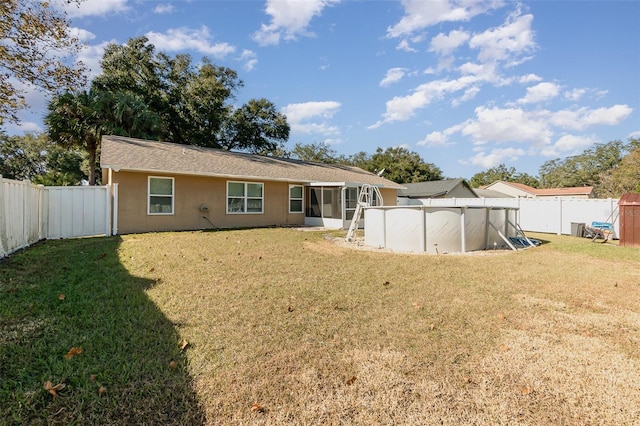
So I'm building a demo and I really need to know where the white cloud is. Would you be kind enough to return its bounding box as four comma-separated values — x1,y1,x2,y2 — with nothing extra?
69,27,96,42
292,122,340,135
370,73,488,128
281,101,341,136
396,39,418,53
517,82,561,104
452,86,480,106
239,50,258,71
552,134,598,153
417,130,450,147
387,0,505,38
460,106,552,145
429,29,470,55
380,68,407,87
469,10,536,64
549,104,633,131
564,88,587,101
462,147,526,168
518,74,542,83
282,101,341,122
252,0,340,46
153,4,175,14
56,0,129,18
629,130,640,139
146,27,235,58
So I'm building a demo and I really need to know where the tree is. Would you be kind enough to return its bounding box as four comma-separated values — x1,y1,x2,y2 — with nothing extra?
469,164,539,188
539,140,637,188
45,91,101,185
46,88,161,184
291,141,338,163
596,138,640,197
92,37,289,152
346,146,443,184
221,98,289,153
0,0,86,125
0,131,84,184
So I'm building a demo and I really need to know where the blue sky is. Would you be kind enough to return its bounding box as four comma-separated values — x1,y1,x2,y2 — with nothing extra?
8,0,640,179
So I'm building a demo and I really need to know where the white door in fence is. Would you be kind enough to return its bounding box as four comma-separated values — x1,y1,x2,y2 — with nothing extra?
46,186,111,239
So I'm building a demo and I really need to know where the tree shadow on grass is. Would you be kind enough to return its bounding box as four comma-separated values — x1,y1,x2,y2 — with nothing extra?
0,237,205,425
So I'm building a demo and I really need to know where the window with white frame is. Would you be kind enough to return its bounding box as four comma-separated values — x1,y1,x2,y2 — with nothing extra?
289,185,303,213
227,181,263,214
148,176,174,215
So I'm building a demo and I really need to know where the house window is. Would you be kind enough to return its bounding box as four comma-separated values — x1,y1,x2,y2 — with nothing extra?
227,181,263,214
148,176,174,215
289,185,303,213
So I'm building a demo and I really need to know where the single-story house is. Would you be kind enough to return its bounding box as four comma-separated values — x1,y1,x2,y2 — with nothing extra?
100,135,403,234
482,181,594,199
397,179,477,204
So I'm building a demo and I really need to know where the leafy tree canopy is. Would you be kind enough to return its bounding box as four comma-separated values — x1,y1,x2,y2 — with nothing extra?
0,0,86,125
596,138,640,197
538,139,639,189
0,131,85,185
291,141,338,163
346,146,443,184
90,37,289,152
469,164,540,188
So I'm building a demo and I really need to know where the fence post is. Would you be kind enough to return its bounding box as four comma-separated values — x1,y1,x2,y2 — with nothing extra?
0,176,7,257
112,183,119,236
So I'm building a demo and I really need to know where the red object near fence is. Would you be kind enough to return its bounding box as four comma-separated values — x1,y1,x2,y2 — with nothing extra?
618,193,640,248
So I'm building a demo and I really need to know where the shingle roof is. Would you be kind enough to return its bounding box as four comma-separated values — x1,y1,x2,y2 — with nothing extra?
474,188,513,198
100,135,404,189
397,179,476,197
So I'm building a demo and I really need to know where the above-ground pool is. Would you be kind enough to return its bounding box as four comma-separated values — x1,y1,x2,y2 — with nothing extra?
363,205,530,254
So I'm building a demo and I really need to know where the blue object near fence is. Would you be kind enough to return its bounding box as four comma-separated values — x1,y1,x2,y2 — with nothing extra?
591,222,613,231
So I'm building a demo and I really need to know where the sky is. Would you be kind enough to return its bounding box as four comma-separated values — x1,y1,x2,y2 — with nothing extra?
7,0,640,179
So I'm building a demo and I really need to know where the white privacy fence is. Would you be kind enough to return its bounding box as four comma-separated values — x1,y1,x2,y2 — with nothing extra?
398,197,620,237
0,178,44,257
1,177,113,257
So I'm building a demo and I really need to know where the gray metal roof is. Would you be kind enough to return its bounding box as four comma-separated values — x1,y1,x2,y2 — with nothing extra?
100,135,404,188
397,179,476,197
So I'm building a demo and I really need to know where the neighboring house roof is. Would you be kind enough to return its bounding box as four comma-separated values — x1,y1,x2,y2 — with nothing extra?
100,135,404,189
483,180,594,197
474,188,513,198
533,186,594,197
397,179,477,198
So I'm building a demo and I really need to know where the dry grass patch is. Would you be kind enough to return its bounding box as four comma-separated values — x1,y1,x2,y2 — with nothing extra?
110,228,640,425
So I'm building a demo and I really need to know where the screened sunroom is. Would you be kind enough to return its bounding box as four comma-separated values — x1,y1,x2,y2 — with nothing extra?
304,183,382,229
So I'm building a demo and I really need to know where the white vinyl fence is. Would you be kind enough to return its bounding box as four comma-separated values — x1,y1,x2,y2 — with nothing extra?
1,176,113,257
0,178,45,257
398,197,620,237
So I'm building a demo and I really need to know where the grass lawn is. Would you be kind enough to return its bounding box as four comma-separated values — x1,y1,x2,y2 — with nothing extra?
1,228,639,425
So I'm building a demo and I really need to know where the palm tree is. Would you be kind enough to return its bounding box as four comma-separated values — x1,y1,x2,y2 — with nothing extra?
46,91,101,185
46,89,162,185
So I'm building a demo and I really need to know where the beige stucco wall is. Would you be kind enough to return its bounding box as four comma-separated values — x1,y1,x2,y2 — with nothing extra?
108,170,305,234
379,187,398,206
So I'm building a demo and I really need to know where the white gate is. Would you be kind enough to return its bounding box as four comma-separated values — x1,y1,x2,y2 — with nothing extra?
45,186,112,239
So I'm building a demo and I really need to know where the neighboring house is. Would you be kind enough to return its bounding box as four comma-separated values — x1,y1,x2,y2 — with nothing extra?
482,181,594,199
397,179,477,204
473,188,514,198
100,136,403,234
